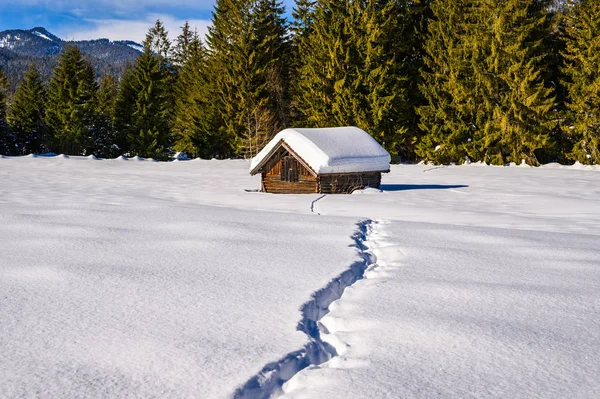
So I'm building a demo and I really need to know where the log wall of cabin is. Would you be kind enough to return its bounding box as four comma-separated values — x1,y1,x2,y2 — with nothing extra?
262,175,318,194
318,172,382,194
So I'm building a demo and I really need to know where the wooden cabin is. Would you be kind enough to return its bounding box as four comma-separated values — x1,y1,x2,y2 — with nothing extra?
249,127,390,194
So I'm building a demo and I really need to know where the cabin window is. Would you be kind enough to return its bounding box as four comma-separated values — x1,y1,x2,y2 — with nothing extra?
281,156,299,182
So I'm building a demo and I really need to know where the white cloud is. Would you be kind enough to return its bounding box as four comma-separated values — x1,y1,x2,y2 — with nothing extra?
59,14,211,44
67,8,86,17
3,0,214,11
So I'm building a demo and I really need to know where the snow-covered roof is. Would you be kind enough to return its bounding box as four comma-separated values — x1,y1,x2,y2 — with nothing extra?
250,127,391,175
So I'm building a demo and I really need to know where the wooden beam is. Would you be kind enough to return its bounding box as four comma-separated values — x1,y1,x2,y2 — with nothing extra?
318,170,389,176
281,142,318,177
249,139,285,176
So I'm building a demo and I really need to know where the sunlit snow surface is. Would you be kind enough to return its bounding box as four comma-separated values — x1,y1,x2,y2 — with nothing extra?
1,156,599,398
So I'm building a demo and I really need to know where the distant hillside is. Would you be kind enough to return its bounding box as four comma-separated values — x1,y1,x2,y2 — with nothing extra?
0,27,142,90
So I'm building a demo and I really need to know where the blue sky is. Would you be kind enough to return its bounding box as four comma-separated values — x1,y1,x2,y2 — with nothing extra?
0,0,293,43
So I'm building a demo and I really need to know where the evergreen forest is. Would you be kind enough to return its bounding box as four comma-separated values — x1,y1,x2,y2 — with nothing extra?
1,0,599,165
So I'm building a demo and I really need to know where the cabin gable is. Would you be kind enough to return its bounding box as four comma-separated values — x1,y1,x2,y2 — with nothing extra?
260,145,318,194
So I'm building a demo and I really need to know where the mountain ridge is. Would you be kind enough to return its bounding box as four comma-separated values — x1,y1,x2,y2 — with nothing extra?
0,27,142,90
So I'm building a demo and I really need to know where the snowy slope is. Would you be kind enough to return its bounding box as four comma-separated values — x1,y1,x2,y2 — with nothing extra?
1,155,599,398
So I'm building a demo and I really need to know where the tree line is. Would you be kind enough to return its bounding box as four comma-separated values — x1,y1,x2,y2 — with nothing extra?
0,0,599,164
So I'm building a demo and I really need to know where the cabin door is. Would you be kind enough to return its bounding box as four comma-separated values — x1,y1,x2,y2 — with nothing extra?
281,156,300,182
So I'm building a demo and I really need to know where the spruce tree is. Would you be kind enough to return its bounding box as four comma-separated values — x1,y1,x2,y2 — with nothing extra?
253,0,292,136
146,19,177,119
0,67,13,155
471,0,555,165
290,0,316,123
173,21,195,67
113,64,136,156
294,0,406,159
114,31,173,160
45,45,98,155
207,0,262,157
7,64,49,154
291,0,316,46
416,0,480,164
206,0,291,157
392,0,432,161
561,0,600,164
172,29,218,158
417,0,555,165
92,74,119,158
535,0,569,163
294,0,349,129
145,20,172,60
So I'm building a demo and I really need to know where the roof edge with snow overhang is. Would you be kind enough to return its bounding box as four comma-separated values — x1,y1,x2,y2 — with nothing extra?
249,127,391,176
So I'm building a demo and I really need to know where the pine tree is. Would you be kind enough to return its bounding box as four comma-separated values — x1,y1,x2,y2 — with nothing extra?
253,0,292,137
92,74,119,158
291,0,316,45
172,29,218,158
206,0,271,157
561,0,600,164
113,64,136,156
392,0,432,161
145,20,172,60
207,0,252,156
7,64,49,154
416,0,481,164
535,0,569,163
417,0,555,165
0,67,14,155
290,0,316,123
471,0,555,165
173,21,195,67
293,0,348,129
145,19,177,121
45,45,98,155
294,0,406,159
114,34,173,160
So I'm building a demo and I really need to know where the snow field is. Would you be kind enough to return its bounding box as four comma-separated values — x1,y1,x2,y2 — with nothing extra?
323,162,600,234
282,221,600,398
1,155,600,398
0,156,365,397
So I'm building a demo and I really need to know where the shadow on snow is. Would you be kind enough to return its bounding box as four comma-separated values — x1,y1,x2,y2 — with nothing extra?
381,184,468,192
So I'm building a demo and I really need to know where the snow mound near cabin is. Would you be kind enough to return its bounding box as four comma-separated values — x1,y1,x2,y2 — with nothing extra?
351,187,382,195
250,127,391,175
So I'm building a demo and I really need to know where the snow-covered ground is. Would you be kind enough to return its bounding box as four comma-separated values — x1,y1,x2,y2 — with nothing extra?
284,221,600,398
1,155,599,398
